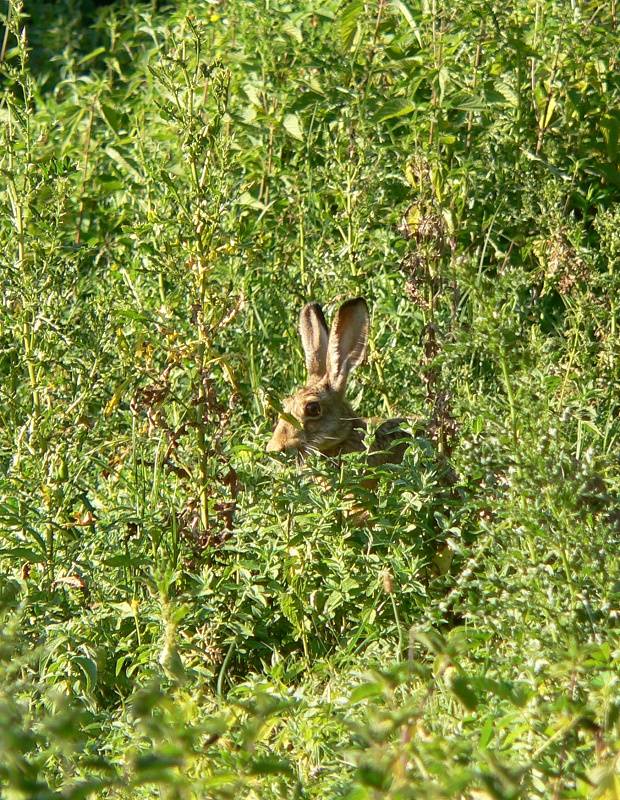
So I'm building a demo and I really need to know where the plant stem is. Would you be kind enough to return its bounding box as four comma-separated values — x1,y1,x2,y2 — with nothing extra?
500,350,517,444
76,106,94,245
390,593,404,661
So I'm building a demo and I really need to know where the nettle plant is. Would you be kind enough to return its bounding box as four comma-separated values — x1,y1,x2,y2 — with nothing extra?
0,0,619,797
1,6,245,584
117,27,244,555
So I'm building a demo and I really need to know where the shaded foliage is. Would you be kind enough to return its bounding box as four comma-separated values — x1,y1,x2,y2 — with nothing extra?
1,0,619,797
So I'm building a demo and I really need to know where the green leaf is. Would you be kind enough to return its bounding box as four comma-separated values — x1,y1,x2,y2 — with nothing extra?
105,147,143,182
494,80,519,107
279,593,303,628
63,778,115,800
134,751,183,774
249,756,293,775
78,47,105,65
74,655,98,691
283,113,304,141
338,0,364,50
450,676,478,710
244,83,263,107
0,547,46,563
373,98,416,122
203,774,241,787
115,656,128,677
349,682,384,704
390,0,423,46
110,601,139,619
475,678,531,707
448,92,486,111
104,554,149,568
282,19,303,43
479,717,494,749
342,788,370,800
237,191,267,210
543,95,557,127
100,103,122,134
438,66,450,100
357,763,390,789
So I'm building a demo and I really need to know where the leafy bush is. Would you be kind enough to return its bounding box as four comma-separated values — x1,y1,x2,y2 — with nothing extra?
1,0,618,796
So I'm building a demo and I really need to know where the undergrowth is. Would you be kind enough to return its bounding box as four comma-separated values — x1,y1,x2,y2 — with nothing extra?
0,0,619,797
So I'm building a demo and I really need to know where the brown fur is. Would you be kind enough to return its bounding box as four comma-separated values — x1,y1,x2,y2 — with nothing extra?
267,298,410,464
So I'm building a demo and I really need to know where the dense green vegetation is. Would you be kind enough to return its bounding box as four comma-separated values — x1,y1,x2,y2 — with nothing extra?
1,0,619,796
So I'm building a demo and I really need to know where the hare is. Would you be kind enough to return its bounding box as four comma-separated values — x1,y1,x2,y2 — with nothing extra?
267,297,410,466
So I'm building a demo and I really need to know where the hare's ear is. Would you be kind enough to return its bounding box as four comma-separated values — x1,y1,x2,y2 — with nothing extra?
299,302,329,380
326,297,369,394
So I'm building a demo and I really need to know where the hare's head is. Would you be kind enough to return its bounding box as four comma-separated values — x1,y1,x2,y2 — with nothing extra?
267,297,370,456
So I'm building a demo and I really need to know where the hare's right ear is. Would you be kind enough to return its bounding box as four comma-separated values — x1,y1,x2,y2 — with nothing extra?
299,302,329,381
326,297,369,394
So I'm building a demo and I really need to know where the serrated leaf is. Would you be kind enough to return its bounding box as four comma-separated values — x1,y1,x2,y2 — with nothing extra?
308,74,324,94
237,191,266,210
0,547,46,562
495,80,519,107
374,98,416,122
279,593,302,627
100,103,121,134
283,112,304,141
241,104,257,123
391,0,423,46
105,147,143,182
282,19,303,43
74,655,98,691
244,83,262,107
338,0,364,50
450,93,486,111
110,601,139,618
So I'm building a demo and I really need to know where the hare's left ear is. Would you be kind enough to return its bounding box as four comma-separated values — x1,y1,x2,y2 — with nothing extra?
299,302,329,381
326,297,369,394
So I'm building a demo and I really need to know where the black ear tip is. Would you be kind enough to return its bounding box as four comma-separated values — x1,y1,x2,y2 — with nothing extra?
340,297,369,313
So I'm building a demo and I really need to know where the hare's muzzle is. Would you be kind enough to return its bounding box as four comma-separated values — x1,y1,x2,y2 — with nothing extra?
266,435,283,453
267,417,302,454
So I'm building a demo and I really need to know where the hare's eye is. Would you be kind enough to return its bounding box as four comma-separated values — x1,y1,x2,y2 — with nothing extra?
304,401,322,418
